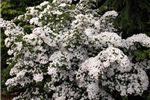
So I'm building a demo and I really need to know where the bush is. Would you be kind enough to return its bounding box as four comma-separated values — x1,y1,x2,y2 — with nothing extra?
1,0,150,100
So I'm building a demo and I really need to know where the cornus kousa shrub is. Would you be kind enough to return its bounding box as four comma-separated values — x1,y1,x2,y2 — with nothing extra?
1,0,150,100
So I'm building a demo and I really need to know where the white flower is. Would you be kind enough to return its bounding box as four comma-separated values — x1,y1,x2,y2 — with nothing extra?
101,10,118,19
125,34,150,49
35,53,49,64
51,10,63,15
59,3,67,7
94,21,100,29
5,78,16,86
33,73,43,82
40,1,49,7
87,82,100,100
48,67,57,75
15,42,23,51
84,28,95,36
7,49,14,55
30,17,41,26
80,57,101,79
23,34,38,45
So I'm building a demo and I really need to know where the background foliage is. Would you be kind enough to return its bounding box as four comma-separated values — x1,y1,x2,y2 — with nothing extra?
96,0,150,38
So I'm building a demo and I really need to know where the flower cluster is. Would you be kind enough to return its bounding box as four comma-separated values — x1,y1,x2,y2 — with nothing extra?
1,0,150,100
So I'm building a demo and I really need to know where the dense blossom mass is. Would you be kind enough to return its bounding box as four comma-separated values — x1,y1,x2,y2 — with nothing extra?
0,0,150,100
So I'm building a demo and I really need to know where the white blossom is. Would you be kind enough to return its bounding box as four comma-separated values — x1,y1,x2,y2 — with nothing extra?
33,73,44,82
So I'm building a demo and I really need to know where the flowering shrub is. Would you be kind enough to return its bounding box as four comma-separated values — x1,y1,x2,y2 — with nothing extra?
1,0,150,100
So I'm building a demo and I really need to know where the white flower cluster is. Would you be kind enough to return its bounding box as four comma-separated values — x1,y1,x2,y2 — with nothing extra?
1,0,150,100
15,1,75,32
124,34,150,50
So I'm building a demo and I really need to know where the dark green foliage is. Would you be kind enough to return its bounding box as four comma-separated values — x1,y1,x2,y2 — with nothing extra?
142,88,150,100
23,25,34,34
1,29,9,70
0,0,52,20
113,0,150,38
97,0,150,38
122,97,128,100
133,48,150,61
0,0,25,20
1,64,13,95
9,0,50,7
